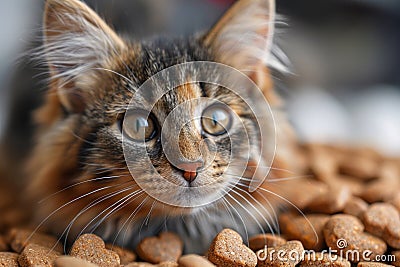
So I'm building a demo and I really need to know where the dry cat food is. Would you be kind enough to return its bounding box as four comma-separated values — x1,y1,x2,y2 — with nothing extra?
18,243,60,267
0,252,19,267
136,232,183,264
207,228,257,267
323,214,387,262
0,143,399,266
69,234,120,267
257,241,304,267
279,213,329,250
248,234,286,251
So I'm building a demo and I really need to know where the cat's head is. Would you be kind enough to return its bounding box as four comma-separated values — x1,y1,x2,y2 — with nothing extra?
30,0,289,229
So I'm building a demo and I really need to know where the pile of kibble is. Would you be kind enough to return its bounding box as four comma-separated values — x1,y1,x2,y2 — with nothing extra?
0,143,399,267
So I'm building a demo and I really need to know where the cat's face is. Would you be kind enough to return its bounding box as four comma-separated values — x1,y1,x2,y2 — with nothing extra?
70,39,263,208
30,0,286,241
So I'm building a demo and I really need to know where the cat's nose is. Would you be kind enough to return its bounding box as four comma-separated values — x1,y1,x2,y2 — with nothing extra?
176,161,203,183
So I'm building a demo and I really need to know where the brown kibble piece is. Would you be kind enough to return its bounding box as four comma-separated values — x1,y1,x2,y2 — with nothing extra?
335,175,365,195
363,203,399,237
392,251,400,267
384,222,400,249
361,162,399,203
8,228,63,253
70,234,120,267
0,252,19,267
362,203,400,248
285,179,328,209
361,180,397,203
208,228,257,267
324,214,387,262
105,244,136,264
357,262,394,267
136,232,183,264
388,193,400,212
18,243,60,267
339,156,378,180
344,197,369,218
309,145,338,181
300,252,350,267
306,185,351,214
248,234,286,251
178,254,215,267
280,213,330,251
257,240,304,267
54,256,98,267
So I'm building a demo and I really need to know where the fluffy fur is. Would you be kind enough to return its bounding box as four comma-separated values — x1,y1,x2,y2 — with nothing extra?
28,0,299,253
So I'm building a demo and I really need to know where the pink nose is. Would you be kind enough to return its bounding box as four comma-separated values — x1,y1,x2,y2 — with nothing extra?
176,161,203,183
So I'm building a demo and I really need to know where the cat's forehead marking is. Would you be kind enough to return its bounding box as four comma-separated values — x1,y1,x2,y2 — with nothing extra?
175,82,202,104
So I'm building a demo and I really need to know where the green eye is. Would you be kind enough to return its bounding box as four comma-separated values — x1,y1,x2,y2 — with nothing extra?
123,110,157,142
202,104,232,136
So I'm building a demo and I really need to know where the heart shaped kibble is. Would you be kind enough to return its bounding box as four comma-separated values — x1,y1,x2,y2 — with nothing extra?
207,228,257,267
70,234,120,267
136,232,183,264
323,214,387,263
362,203,400,249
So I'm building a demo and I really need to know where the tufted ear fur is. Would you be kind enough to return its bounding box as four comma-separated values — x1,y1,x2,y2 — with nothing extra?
205,0,284,104
42,0,126,113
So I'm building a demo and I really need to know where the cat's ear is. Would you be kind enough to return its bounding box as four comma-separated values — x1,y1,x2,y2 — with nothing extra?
204,0,279,100
43,0,126,112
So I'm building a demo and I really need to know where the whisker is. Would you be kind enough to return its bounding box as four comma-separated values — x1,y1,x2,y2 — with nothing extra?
118,196,149,246
220,198,240,232
38,175,126,204
228,188,268,235
27,183,122,247
229,164,296,175
219,188,249,243
92,67,134,87
77,188,142,237
225,172,311,183
256,186,319,243
62,182,136,252
90,189,145,234
266,175,312,182
257,190,280,234
228,184,278,233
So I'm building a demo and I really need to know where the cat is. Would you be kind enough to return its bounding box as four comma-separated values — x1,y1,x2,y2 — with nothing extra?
27,0,300,253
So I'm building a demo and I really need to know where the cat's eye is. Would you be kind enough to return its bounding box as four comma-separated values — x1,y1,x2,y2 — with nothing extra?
122,110,158,142
201,104,232,136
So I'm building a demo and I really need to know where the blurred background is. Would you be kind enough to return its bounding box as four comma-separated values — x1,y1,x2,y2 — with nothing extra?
0,0,399,175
